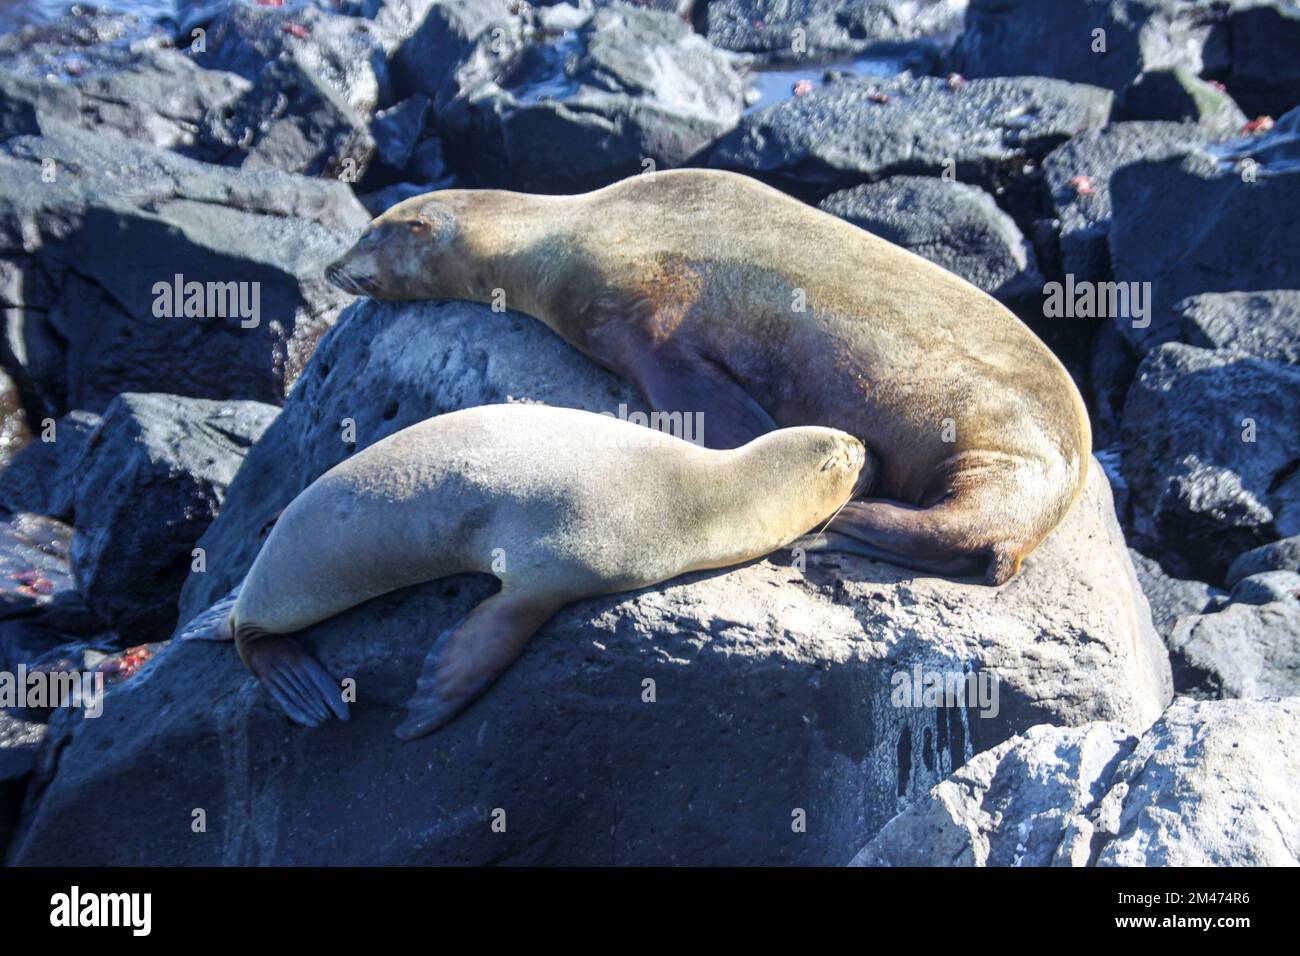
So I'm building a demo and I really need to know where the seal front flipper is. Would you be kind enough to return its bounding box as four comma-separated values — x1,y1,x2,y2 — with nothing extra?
631,346,778,450
395,591,557,740
245,635,349,727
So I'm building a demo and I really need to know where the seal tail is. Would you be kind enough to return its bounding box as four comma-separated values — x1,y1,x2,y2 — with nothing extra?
174,585,243,642
241,630,349,727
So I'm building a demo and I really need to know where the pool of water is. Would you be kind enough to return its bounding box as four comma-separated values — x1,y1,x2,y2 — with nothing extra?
744,52,916,113
0,0,177,33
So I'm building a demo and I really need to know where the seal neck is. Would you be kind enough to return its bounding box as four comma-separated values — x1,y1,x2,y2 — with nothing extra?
451,194,581,323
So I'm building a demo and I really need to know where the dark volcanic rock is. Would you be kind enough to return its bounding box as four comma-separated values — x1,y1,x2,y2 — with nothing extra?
946,0,1230,92
1042,121,1206,286
1224,1,1300,118
389,0,533,108
1113,67,1246,137
1121,344,1300,583
704,73,1112,203
1128,548,1224,647
69,394,277,644
0,50,249,152
9,300,1169,866
1230,570,1300,607
1177,290,1300,365
189,1,390,117
1107,120,1300,352
196,58,377,178
0,123,367,422
0,10,171,79
436,3,748,192
0,410,100,520
0,711,42,859
1226,536,1300,587
705,0,965,59
819,175,1043,303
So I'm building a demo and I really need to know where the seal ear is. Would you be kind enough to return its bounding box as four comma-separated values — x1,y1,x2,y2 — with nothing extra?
412,200,459,245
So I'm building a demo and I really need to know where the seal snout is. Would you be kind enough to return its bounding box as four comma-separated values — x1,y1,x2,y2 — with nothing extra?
325,258,379,297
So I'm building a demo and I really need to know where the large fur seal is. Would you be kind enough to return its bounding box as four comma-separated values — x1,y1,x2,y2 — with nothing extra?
200,404,865,738
325,169,1091,585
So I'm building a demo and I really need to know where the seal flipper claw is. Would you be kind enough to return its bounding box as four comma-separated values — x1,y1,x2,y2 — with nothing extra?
246,636,347,726
396,592,556,740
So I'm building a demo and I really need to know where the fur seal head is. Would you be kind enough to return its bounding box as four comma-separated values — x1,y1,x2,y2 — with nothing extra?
325,196,462,298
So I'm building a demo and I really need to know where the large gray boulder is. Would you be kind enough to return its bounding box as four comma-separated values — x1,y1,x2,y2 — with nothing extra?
0,49,249,153
1041,121,1207,285
7,299,1170,865
704,73,1112,203
946,0,1229,92
1107,119,1300,352
69,394,278,644
1177,290,1300,365
705,0,966,59
434,3,748,192
0,122,367,422
1226,536,1300,586
852,696,1300,866
818,176,1042,305
1169,599,1300,698
851,722,1135,866
1089,697,1300,865
1121,343,1300,582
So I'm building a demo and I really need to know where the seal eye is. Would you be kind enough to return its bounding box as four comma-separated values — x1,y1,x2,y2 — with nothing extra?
408,220,430,235
821,457,837,472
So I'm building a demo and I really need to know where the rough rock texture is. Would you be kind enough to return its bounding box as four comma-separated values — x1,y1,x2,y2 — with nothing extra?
6,299,1170,866
850,722,1136,866
435,4,748,192
69,394,278,644
0,410,99,520
1042,121,1206,284
946,0,1228,94
1128,548,1224,646
1090,697,1300,865
0,711,42,859
1227,536,1300,587
188,2,390,118
0,50,248,152
1177,290,1300,365
1121,344,1300,582
819,176,1043,304
1230,570,1300,606
1113,67,1246,137
1224,1,1300,117
851,697,1300,866
705,0,966,58
704,73,1112,203
1169,600,1300,698
1107,121,1300,352
0,122,367,422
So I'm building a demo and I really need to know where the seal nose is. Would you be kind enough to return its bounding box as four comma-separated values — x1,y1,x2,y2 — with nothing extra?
324,261,344,286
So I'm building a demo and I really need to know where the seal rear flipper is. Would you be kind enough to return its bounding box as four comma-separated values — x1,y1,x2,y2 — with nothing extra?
631,346,778,450
174,585,243,642
246,635,349,727
395,592,557,740
794,530,986,580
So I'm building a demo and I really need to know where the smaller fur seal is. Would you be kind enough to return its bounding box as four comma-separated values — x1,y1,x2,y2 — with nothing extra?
195,404,866,738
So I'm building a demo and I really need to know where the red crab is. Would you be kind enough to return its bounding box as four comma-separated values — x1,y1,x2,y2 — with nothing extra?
1068,174,1096,196
1242,116,1275,135
792,78,814,97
